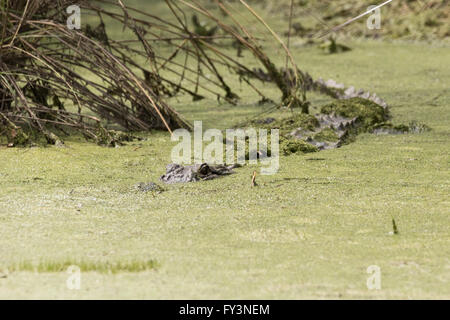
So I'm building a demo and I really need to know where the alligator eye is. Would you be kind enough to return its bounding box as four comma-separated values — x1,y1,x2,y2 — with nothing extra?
198,164,210,175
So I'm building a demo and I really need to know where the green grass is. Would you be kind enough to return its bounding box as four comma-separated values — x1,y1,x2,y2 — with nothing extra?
0,2,449,299
4,260,158,274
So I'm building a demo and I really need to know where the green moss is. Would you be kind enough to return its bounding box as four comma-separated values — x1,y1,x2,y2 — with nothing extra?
0,116,31,147
320,98,389,131
252,113,319,136
280,136,318,155
313,128,340,142
11,129,31,146
373,121,431,134
44,131,64,147
249,115,320,155
96,127,136,147
7,259,158,274
373,122,409,131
